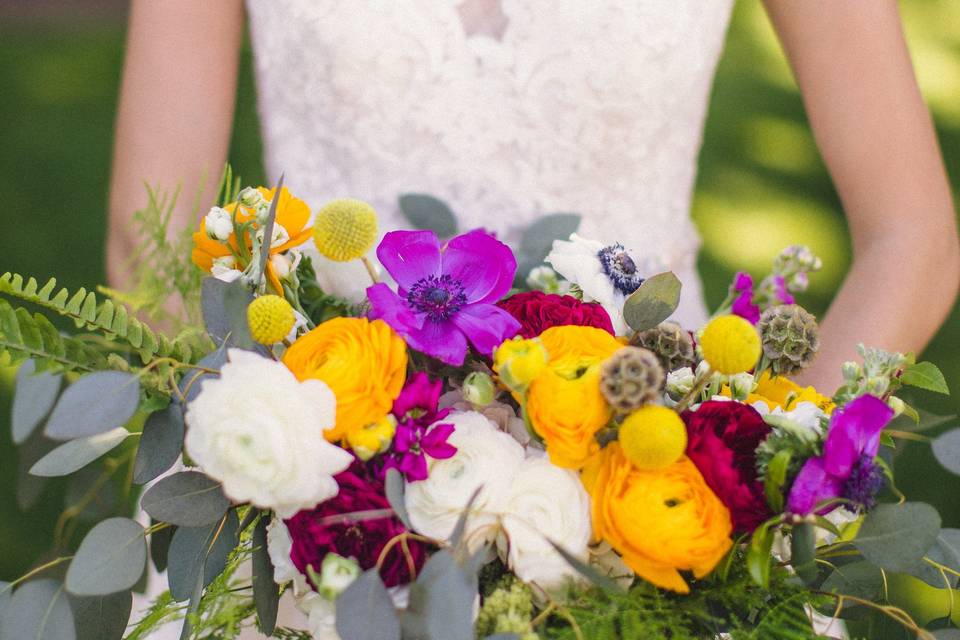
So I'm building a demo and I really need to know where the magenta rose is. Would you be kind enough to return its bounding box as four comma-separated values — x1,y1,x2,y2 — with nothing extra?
682,401,772,533
284,459,428,587
496,291,615,339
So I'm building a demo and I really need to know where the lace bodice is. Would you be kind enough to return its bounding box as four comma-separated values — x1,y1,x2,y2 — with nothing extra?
245,0,734,326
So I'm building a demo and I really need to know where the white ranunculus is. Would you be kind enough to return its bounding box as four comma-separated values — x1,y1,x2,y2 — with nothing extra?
266,518,310,595
297,593,341,640
185,349,353,518
405,411,525,546
499,457,592,591
300,241,377,304
204,206,234,242
439,391,531,447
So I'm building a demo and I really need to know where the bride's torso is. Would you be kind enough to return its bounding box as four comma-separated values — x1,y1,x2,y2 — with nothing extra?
245,0,733,326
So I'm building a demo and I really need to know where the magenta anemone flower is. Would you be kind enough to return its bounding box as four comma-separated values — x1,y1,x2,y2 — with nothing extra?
786,394,894,515
730,272,760,325
367,229,521,366
383,373,457,481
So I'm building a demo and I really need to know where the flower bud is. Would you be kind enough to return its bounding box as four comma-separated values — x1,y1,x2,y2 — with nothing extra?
257,222,291,250
314,553,361,600
270,253,293,281
493,337,548,392
204,206,234,242
525,266,570,295
255,202,272,225
865,376,889,396
462,371,496,407
237,186,265,208
887,396,905,417
345,415,396,461
841,361,862,382
666,367,695,398
728,372,755,401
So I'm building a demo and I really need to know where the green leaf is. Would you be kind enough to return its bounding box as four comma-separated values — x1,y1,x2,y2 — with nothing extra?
252,518,280,635
69,591,132,640
384,468,413,530
141,471,230,528
178,347,227,404
166,512,239,601
0,580,75,640
548,539,625,593
853,502,941,573
879,431,896,448
335,569,400,640
65,518,147,597
790,522,817,584
29,427,129,477
900,361,949,394
820,560,883,601
402,551,475,640
933,428,960,475
133,405,185,484
399,193,459,238
149,521,176,573
907,528,960,588
11,360,62,444
201,278,257,350
44,371,141,440
763,449,791,513
747,519,777,587
520,213,581,265
622,272,683,332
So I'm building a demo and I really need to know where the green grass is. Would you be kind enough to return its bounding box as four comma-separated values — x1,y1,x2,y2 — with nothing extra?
0,3,957,615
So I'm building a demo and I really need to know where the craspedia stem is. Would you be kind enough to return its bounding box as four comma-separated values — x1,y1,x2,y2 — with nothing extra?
361,255,381,284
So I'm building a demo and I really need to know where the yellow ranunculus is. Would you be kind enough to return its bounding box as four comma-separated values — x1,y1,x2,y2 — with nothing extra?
346,415,397,461
582,444,733,594
282,317,407,442
747,370,834,413
493,336,548,393
524,326,622,469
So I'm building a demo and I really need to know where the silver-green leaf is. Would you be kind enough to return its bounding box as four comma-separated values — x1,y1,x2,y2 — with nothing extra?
520,213,581,266
65,518,146,597
853,502,941,573
0,580,75,640
399,194,458,239
384,469,413,531
166,512,240,602
141,470,230,527
133,405,185,484
44,371,140,440
252,518,280,635
12,360,62,444
29,427,129,477
622,271,682,332
933,428,960,475
69,591,132,640
335,569,400,640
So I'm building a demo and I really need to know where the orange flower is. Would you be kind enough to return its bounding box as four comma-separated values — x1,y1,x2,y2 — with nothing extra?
191,186,313,293
582,443,733,593
524,326,622,469
745,371,834,414
282,317,407,443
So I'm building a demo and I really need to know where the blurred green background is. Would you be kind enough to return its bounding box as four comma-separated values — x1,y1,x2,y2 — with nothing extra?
0,0,958,628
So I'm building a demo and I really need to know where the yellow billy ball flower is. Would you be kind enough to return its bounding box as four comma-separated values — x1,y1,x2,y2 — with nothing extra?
247,295,296,344
313,198,379,261
346,415,397,461
493,337,549,392
700,315,761,375
618,405,687,470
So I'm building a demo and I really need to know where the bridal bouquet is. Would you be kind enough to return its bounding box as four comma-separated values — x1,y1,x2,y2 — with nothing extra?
2,174,958,640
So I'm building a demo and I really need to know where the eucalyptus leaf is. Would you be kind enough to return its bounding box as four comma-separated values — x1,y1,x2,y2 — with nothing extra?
29,428,129,477
399,194,458,238
933,428,960,475
141,470,230,527
384,469,413,530
449,486,483,550
150,521,176,573
178,346,228,404
0,580,75,640
549,539,624,592
335,569,400,640
201,278,256,350
45,371,140,440
622,271,682,332
252,518,280,635
403,551,475,640
133,405,185,484
520,213,580,265
16,431,57,509
820,561,883,601
69,590,132,640
933,630,960,640
900,361,949,394
12,360,62,444
65,517,146,597
485,635,521,640
65,466,119,523
853,502,941,573
166,512,239,601
907,528,960,588
256,174,282,281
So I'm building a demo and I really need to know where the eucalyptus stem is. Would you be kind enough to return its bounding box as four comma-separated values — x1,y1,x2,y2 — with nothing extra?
2,556,73,593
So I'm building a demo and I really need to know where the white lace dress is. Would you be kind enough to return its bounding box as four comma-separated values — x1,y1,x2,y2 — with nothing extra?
245,0,735,328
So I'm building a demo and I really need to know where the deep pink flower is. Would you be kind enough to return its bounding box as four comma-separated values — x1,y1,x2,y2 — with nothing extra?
683,401,772,532
367,229,521,365
787,395,893,515
285,459,427,587
496,291,614,338
383,373,457,482
774,275,795,305
730,272,760,325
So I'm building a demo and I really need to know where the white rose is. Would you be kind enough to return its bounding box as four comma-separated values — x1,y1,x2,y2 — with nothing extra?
204,206,234,242
185,349,353,518
405,411,524,546
499,457,591,591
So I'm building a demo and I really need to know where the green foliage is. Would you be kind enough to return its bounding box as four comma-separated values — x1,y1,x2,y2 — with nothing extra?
0,297,106,373
295,255,356,324
0,271,208,366
622,271,683,332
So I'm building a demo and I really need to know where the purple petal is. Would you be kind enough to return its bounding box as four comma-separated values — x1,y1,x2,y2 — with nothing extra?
774,276,795,305
441,230,517,304
393,372,442,418
392,423,417,453
733,271,753,292
822,395,894,477
786,457,844,515
422,422,456,451
367,283,423,334
376,230,442,290
732,291,761,325
401,453,429,481
404,318,469,366
451,304,521,357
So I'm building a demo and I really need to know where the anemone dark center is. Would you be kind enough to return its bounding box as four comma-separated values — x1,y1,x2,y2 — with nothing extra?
842,455,885,512
598,244,645,295
407,274,467,321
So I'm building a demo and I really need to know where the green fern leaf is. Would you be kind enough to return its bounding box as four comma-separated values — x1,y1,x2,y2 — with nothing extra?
0,299,104,373
37,277,57,302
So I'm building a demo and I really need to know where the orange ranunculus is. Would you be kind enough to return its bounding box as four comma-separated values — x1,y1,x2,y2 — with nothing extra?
524,326,622,469
191,186,313,294
582,443,733,594
746,370,834,414
282,317,407,443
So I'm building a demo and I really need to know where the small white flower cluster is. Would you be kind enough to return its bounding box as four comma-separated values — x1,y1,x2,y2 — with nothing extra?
404,411,592,592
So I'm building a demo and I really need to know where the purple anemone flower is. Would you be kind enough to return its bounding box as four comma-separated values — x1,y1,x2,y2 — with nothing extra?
367,229,521,365
730,271,760,325
786,395,894,515
383,373,457,482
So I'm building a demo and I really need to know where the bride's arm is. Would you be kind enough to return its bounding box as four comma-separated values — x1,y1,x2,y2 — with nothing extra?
762,0,960,391
106,0,244,290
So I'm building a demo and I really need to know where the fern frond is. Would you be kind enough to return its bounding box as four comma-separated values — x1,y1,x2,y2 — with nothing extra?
0,298,106,373
741,592,823,640
0,272,207,365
